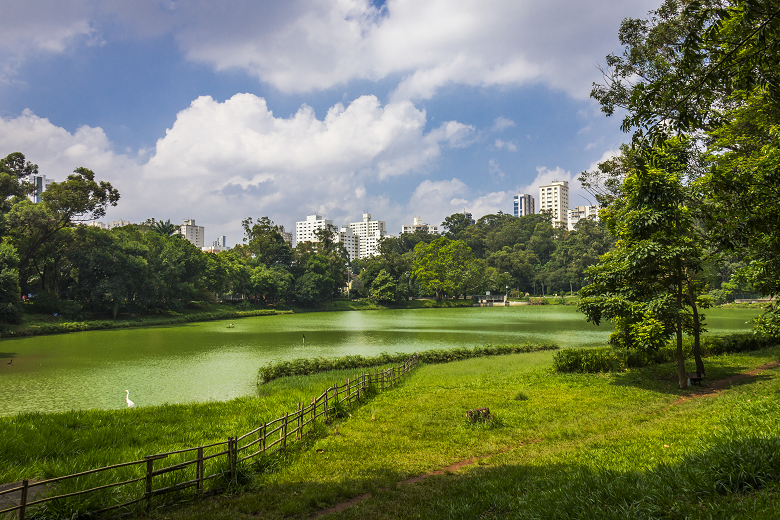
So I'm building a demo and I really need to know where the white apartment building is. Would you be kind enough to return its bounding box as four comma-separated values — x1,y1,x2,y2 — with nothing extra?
295,215,334,246
175,219,205,248
27,173,54,203
107,220,132,229
401,216,438,234
539,181,569,227
85,221,107,229
568,205,600,231
277,226,293,246
337,225,359,262
350,213,387,259
513,193,535,217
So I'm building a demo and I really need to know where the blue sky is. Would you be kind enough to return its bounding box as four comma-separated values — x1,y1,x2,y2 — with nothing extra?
0,0,659,246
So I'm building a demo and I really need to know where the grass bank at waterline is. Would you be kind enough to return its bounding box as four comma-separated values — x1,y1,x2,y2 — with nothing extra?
1,307,289,338
154,347,780,520
257,343,559,383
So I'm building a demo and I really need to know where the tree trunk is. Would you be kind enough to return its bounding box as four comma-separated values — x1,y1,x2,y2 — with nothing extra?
676,319,687,389
688,285,705,376
676,266,687,389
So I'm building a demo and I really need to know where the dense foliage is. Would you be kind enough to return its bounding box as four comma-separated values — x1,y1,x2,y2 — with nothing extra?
351,212,615,301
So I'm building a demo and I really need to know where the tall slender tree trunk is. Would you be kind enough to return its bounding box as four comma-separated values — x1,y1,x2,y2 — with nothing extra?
676,268,687,389
688,285,705,376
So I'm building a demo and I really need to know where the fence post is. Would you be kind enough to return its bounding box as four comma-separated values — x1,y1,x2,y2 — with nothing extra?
261,422,267,453
324,387,329,420
228,437,236,483
282,413,288,450
197,446,204,495
19,479,28,520
145,456,154,512
297,403,302,440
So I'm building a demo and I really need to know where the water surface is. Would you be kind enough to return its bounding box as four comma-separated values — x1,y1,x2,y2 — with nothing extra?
0,306,759,415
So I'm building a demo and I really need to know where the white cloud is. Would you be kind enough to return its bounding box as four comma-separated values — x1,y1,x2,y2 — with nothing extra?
0,0,662,98
1,95,474,245
494,139,517,152
491,117,516,132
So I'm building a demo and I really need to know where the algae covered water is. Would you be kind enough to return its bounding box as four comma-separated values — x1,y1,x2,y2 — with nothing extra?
0,306,759,415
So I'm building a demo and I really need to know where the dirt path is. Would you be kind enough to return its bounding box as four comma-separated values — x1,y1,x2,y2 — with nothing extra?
310,440,542,518
671,360,780,406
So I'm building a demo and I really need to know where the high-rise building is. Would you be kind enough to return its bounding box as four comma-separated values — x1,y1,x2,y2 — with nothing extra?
513,194,535,217
350,213,387,259
337,225,359,261
568,205,600,231
277,226,293,246
295,215,334,246
538,181,569,227
107,220,132,229
175,219,205,248
401,216,438,234
27,173,53,203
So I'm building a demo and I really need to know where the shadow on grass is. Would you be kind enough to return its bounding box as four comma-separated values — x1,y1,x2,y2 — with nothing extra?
310,434,780,520
607,350,779,397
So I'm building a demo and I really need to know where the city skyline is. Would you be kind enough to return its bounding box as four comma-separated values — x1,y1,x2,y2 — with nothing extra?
0,0,656,246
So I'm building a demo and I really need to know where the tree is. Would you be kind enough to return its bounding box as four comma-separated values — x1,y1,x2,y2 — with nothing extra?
369,269,396,303
241,216,293,267
441,212,474,238
8,167,119,276
412,237,479,300
150,219,177,236
579,140,706,388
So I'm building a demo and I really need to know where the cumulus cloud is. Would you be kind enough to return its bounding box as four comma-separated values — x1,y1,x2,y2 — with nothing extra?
1,95,474,244
491,117,516,132
0,0,661,98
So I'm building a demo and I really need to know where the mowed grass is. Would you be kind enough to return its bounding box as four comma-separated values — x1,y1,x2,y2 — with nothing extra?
147,346,780,520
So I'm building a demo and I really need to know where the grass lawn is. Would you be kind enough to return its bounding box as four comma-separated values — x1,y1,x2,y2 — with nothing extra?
158,347,780,519
3,346,780,519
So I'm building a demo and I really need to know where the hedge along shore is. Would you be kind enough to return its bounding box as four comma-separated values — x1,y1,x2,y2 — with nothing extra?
257,343,560,384
0,308,290,339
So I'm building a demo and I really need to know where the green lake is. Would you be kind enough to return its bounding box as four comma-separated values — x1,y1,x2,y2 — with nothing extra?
0,306,760,416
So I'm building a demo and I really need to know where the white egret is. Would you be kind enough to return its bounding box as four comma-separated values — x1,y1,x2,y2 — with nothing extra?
125,389,135,408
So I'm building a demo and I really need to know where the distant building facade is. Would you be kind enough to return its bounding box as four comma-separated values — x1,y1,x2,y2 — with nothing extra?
513,193,535,217
539,181,569,227
277,226,293,246
350,213,387,259
108,220,132,229
175,219,205,248
568,205,600,231
401,216,438,234
337,225,359,262
295,214,334,246
27,173,53,203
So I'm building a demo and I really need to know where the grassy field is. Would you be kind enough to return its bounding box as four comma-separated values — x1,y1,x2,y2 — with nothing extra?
3,346,780,519
154,347,780,520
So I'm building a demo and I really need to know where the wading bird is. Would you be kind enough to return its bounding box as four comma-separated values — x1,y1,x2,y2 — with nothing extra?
125,389,135,408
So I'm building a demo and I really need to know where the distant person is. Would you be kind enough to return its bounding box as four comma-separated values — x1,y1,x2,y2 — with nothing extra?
303,333,305,346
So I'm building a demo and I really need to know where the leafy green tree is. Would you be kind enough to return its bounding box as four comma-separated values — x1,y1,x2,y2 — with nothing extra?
369,269,396,302
412,237,479,300
0,241,21,323
441,212,474,238
249,264,294,302
241,216,293,267
8,167,119,276
579,141,706,388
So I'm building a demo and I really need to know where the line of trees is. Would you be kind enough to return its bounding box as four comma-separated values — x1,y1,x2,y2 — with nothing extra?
579,0,780,388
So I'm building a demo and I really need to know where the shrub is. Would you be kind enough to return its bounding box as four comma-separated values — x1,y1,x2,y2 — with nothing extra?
257,343,559,384
552,347,623,373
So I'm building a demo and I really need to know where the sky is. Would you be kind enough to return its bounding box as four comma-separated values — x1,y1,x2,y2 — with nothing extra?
0,0,659,247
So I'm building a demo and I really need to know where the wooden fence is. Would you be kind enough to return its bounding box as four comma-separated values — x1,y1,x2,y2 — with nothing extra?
0,354,418,520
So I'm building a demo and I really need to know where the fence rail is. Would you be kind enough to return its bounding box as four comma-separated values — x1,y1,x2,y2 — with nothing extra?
0,353,418,520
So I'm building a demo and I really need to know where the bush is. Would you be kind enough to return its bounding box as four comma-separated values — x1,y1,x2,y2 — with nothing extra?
552,347,623,373
257,343,559,384
555,333,780,373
